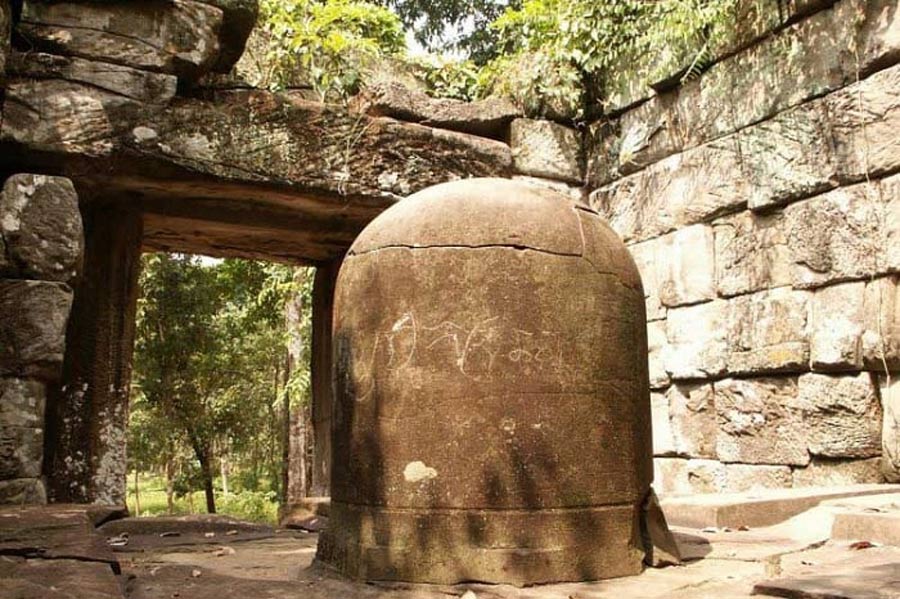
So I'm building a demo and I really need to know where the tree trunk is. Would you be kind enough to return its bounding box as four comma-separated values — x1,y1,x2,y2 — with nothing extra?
133,469,141,516
281,349,292,506
193,443,217,514
220,452,229,497
165,456,175,514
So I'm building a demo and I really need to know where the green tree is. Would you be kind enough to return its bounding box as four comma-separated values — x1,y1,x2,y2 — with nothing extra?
377,0,519,63
133,255,303,514
134,254,227,513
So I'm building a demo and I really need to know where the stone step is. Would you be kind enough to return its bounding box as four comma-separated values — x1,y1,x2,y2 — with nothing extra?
825,493,900,546
661,484,900,529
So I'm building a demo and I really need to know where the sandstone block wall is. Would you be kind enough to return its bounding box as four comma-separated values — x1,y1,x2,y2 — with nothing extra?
0,174,84,503
363,0,900,494
586,0,900,493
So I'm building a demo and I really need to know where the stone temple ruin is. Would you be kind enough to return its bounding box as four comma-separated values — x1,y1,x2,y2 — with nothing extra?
1,0,900,596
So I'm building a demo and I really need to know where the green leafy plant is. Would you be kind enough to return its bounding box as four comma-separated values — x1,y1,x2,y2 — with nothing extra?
218,490,280,524
483,0,739,117
261,0,407,100
412,55,482,100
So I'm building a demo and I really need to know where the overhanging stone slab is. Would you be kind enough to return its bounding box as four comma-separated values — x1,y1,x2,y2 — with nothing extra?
1,88,512,263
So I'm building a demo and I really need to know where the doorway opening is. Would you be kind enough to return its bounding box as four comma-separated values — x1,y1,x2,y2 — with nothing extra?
125,252,315,526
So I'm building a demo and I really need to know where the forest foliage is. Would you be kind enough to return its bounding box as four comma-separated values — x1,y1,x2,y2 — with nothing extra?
258,0,740,115
128,254,312,518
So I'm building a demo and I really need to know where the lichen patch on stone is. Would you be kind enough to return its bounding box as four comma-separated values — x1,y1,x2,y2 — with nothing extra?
403,460,438,483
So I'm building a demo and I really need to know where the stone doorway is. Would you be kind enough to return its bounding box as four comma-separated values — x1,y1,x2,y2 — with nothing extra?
42,199,343,511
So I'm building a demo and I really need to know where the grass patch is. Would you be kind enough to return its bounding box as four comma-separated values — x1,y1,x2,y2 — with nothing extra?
126,473,279,525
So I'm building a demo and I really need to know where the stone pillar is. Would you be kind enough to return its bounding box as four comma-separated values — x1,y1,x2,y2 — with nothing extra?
0,174,83,504
310,258,341,498
45,203,143,505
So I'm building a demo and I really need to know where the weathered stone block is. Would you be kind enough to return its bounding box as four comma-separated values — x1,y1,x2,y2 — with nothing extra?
810,281,866,371
793,457,884,487
0,478,46,503
667,384,717,458
647,320,670,389
880,376,900,482
627,239,665,321
585,120,619,190
794,372,882,459
664,300,729,380
509,118,583,184
653,458,726,495
863,276,900,372
714,211,791,297
684,459,728,494
653,458,690,495
360,80,520,139
600,56,656,117
589,0,900,181
590,135,747,243
591,61,900,219
125,93,514,201
0,426,43,478
8,52,177,105
784,181,884,289
0,378,46,429
827,62,900,182
511,176,585,205
2,79,145,155
0,280,72,379
715,211,793,297
19,0,225,80
727,287,810,375
725,464,793,493
657,225,715,308
0,174,83,282
739,100,839,211
714,377,809,466
598,0,831,117
876,172,900,273
651,392,675,456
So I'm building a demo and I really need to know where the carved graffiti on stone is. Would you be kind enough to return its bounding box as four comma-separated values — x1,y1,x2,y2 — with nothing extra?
350,311,564,401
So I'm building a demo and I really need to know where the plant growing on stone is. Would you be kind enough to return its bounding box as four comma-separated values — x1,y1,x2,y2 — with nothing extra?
483,0,739,115
261,0,407,100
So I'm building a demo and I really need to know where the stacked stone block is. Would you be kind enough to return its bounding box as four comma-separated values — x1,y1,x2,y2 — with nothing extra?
0,174,83,503
586,0,900,493
2,0,258,156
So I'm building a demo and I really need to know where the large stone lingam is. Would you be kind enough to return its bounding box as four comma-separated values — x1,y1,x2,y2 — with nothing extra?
316,178,654,585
